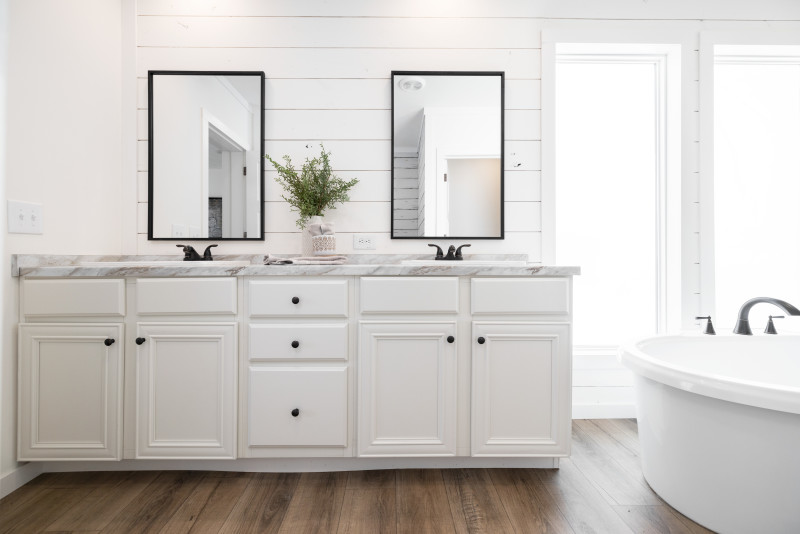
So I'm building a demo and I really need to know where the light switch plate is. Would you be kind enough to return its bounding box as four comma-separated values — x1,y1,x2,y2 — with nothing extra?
8,200,43,234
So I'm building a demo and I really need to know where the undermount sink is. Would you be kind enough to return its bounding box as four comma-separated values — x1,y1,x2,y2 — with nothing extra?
78,260,252,267
399,259,528,267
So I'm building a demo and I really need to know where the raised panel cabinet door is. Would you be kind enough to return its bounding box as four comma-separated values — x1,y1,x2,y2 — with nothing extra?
358,321,457,456
136,322,236,458
472,322,571,456
18,323,123,460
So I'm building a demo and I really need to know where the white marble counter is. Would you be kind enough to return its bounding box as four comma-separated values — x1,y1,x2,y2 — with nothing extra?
13,254,580,278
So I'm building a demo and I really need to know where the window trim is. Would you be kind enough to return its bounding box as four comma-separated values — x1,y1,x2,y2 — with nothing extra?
542,34,686,349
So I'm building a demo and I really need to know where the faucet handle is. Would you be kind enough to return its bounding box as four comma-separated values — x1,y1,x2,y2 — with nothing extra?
428,244,444,259
695,316,716,335
764,315,784,335
203,244,218,261
455,244,471,260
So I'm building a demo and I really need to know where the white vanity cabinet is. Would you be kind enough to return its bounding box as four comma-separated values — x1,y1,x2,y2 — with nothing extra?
18,279,126,460
133,278,238,459
358,277,460,456
471,278,572,456
242,278,352,457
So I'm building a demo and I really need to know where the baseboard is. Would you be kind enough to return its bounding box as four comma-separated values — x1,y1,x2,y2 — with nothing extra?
0,462,44,499
41,456,560,473
572,403,637,419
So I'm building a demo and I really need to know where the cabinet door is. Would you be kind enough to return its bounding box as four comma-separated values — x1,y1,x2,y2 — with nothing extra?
18,323,123,460
472,322,571,456
358,321,457,456
136,322,236,458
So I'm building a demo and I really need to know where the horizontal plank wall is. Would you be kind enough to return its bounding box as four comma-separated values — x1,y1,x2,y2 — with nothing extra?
134,5,544,257
133,1,800,417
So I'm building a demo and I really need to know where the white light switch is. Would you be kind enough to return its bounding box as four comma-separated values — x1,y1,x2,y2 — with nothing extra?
7,200,43,234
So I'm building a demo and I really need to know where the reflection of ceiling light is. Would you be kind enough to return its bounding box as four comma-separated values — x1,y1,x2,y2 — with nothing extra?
398,76,426,92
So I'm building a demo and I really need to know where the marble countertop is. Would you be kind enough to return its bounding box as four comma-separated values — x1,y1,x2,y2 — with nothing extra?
13,254,580,278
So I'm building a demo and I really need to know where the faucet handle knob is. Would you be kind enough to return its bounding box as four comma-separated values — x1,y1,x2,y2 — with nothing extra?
695,316,716,335
765,315,784,335
428,244,444,259
455,244,471,260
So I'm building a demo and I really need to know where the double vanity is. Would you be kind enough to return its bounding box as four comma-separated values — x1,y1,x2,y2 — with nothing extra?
14,255,578,470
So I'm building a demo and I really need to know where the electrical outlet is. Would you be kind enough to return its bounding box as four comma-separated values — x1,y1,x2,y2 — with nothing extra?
7,200,43,234
353,234,376,250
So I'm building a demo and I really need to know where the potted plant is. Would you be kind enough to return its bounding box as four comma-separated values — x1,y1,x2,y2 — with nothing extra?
266,145,358,254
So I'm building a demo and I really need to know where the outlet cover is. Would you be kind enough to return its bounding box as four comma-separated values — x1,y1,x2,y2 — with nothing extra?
8,200,43,234
353,234,376,250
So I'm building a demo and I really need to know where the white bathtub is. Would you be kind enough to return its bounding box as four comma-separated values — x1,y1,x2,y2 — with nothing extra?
619,335,800,534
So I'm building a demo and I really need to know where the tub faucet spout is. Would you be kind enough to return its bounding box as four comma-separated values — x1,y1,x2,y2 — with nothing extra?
733,297,800,335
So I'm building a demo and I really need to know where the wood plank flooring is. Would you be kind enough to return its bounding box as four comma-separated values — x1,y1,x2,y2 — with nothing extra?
0,420,714,534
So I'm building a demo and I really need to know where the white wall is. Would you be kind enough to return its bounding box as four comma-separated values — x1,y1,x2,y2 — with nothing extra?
2,0,123,483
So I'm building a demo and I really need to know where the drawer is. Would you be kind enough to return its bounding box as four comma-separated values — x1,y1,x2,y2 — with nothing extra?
471,278,570,315
360,277,459,314
22,279,125,317
249,323,348,361
248,367,347,447
136,278,236,315
248,279,348,317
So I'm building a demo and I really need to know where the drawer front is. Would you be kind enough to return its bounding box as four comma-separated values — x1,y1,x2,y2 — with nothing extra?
249,367,347,447
136,278,237,315
249,279,348,317
23,279,125,317
249,323,348,361
471,278,570,315
360,277,459,314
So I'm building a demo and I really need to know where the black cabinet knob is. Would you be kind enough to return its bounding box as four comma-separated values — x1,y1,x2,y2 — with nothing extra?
447,336,455,343
135,337,146,345
291,340,300,349
291,408,300,417
104,338,115,347
477,336,486,344
291,296,300,304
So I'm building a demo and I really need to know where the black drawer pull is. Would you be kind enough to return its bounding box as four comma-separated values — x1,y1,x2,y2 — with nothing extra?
477,337,486,344
447,336,455,343
291,408,300,417
135,337,146,345
291,296,300,304
291,340,300,349
104,338,115,347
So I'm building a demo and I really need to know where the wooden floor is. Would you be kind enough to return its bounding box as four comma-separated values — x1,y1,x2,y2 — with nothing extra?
0,420,714,534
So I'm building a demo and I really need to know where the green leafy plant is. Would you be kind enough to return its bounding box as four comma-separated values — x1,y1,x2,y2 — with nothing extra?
266,145,359,229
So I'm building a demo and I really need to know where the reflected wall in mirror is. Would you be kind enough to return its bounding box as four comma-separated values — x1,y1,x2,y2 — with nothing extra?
391,71,504,239
148,71,265,240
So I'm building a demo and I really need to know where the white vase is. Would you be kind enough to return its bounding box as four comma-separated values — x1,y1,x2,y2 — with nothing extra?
301,215,324,256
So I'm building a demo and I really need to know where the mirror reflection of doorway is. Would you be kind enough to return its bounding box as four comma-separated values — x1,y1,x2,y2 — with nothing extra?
208,197,222,238
207,123,247,238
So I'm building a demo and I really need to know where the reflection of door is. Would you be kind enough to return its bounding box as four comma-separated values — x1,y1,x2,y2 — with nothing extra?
208,197,222,238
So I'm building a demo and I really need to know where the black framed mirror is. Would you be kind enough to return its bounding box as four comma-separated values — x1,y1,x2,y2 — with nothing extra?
391,71,504,239
148,71,265,240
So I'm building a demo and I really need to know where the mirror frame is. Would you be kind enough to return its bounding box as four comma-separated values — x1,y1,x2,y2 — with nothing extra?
147,70,266,241
390,70,505,240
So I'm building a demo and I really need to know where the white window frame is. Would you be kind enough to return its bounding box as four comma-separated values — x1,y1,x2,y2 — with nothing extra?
698,31,800,319
542,30,688,346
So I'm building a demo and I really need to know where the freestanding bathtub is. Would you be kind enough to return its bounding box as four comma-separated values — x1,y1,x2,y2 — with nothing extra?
619,335,800,534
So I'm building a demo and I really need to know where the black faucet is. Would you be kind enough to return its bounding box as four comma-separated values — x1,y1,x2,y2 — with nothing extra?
428,243,472,261
733,297,800,335
177,244,218,261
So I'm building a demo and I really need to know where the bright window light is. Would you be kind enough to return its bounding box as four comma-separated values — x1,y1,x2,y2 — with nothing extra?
713,47,800,330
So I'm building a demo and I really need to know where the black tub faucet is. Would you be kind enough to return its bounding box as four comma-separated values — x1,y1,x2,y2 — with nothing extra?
733,297,800,335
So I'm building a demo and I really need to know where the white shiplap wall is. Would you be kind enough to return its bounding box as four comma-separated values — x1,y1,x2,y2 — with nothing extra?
134,4,543,256
132,0,800,417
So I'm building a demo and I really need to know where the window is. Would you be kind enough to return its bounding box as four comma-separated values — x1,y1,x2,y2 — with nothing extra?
711,45,800,330
550,43,681,352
